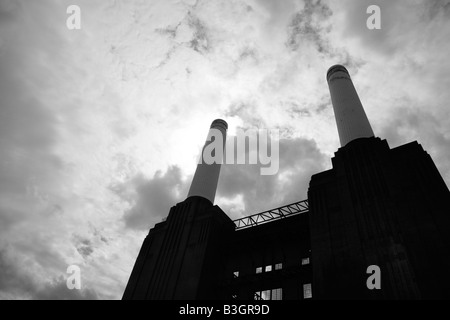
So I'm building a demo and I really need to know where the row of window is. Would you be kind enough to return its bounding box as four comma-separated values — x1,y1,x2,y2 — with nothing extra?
254,258,309,274
233,257,310,278
252,284,312,300
254,288,282,300
255,262,283,274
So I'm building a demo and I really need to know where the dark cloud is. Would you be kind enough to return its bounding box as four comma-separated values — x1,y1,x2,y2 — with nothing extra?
238,46,259,65
0,50,69,294
0,247,98,300
284,100,312,118
73,235,95,259
152,11,210,67
379,106,450,188
0,206,25,233
315,102,328,114
116,166,189,230
336,0,450,57
155,22,181,39
0,0,67,232
337,0,397,55
0,0,21,24
422,0,450,20
116,137,328,225
0,65,61,193
218,137,328,218
187,12,209,53
286,0,332,52
0,247,36,298
93,228,110,245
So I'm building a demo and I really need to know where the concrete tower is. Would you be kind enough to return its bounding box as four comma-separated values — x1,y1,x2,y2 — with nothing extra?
188,119,228,203
308,65,450,299
327,65,374,147
123,119,234,300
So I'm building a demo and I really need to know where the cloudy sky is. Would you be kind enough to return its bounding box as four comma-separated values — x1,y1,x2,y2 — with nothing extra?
1,0,449,300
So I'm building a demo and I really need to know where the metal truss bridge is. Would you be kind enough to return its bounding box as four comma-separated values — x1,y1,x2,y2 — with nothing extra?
233,199,309,230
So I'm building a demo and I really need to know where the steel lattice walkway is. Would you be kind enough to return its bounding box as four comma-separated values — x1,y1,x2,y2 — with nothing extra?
233,199,309,230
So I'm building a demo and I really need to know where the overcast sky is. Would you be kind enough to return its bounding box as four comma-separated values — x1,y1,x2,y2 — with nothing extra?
1,0,449,300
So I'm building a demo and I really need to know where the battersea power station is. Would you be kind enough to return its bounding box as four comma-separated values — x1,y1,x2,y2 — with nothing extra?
122,65,450,300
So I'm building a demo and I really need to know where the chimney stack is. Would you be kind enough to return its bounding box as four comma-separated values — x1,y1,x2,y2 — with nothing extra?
187,119,228,204
327,65,374,147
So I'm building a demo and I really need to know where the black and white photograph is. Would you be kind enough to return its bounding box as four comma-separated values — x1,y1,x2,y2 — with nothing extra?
1,0,450,307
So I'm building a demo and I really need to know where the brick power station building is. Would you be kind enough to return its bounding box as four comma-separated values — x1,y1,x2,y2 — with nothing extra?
122,65,450,300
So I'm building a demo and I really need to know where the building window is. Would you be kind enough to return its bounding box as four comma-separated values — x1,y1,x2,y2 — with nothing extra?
302,257,310,265
233,271,239,278
271,288,282,300
256,267,262,274
261,289,271,300
254,288,283,300
303,283,312,299
265,265,272,272
275,263,283,270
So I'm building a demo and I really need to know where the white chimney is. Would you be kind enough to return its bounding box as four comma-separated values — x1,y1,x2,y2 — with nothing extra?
327,65,374,147
187,119,228,204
